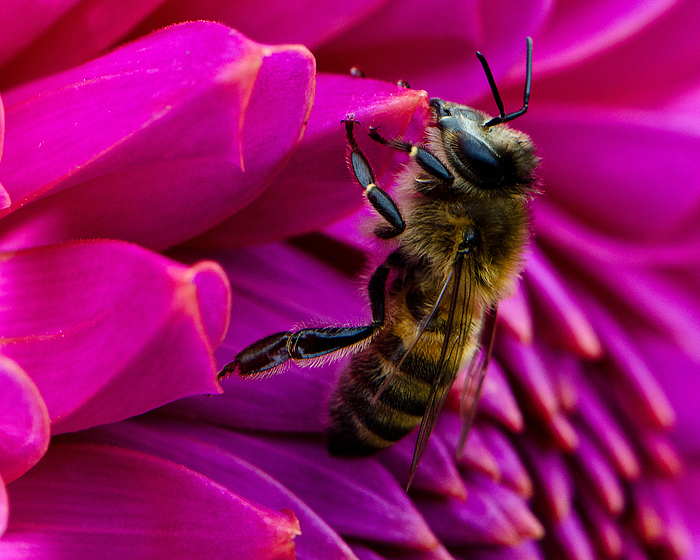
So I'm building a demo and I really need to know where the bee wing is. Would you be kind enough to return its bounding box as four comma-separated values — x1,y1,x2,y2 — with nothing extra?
406,252,476,489
456,303,498,457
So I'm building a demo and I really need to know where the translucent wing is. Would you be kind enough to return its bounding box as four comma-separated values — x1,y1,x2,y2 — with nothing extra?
406,252,477,489
456,303,498,457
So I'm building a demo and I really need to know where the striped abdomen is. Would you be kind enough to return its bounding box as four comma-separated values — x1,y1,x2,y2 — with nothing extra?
328,313,466,456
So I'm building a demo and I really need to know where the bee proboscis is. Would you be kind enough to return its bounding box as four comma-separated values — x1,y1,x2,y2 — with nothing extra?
220,38,539,489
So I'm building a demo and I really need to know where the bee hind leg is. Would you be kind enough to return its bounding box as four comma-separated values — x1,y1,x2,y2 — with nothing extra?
219,262,391,380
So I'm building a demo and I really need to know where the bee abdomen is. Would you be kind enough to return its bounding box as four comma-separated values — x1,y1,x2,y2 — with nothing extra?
328,337,433,456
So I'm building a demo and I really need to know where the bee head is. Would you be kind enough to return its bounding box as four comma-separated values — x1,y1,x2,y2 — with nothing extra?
429,98,537,195
427,38,537,196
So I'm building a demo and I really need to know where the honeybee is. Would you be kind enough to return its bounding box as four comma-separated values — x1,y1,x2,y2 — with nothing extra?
220,39,539,487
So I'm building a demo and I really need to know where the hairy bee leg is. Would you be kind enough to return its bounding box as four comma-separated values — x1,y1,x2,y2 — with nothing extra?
218,263,391,379
367,126,453,185
342,117,405,238
220,331,291,378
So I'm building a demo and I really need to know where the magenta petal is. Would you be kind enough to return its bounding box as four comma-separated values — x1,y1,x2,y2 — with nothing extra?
0,0,164,90
416,494,521,547
0,240,229,433
161,421,440,551
474,359,525,433
0,356,49,483
574,374,641,481
0,477,6,537
533,0,675,75
571,430,625,516
535,203,700,360
518,435,573,522
436,413,498,481
479,423,533,498
78,420,359,560
498,283,534,344
313,0,549,102
528,112,700,241
190,73,427,248
577,489,622,558
524,249,601,359
531,0,700,108
580,294,676,430
0,22,315,251
497,336,559,430
3,443,300,559
131,0,383,50
416,476,543,547
378,432,467,500
548,511,596,560
466,540,545,560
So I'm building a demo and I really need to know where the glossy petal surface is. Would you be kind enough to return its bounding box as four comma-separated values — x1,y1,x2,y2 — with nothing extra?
3,443,300,559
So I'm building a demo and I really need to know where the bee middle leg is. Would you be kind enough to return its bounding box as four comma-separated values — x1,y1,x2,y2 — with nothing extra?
219,261,391,379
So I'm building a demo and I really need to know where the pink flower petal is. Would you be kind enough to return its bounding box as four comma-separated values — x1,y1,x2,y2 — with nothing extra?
0,0,164,90
437,413,499,482
547,511,596,560
638,480,692,558
0,479,6,537
518,435,573,522
77,419,360,560
571,429,625,516
580,294,677,430
498,282,534,345
378,432,467,500
0,0,81,66
576,489,623,558
533,0,676,75
416,476,543,547
158,420,440,551
479,423,533,498
130,0,383,50
3,443,300,559
313,0,550,103
469,475,544,542
0,22,315,251
0,100,7,210
466,540,545,560
0,240,229,433
0,356,49,483
496,336,560,431
474,359,525,433
524,249,601,359
537,205,700,361
529,0,700,108
189,73,427,248
574,373,641,481
528,112,700,242
636,334,700,456
635,429,683,478
416,493,521,547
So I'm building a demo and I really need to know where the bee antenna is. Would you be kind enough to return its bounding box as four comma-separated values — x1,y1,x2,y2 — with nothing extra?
477,37,532,127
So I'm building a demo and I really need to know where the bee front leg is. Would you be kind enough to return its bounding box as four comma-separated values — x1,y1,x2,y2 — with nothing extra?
219,262,391,379
343,116,405,239
367,126,453,185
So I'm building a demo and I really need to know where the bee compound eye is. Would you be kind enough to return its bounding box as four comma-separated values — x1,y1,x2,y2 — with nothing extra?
456,131,501,175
